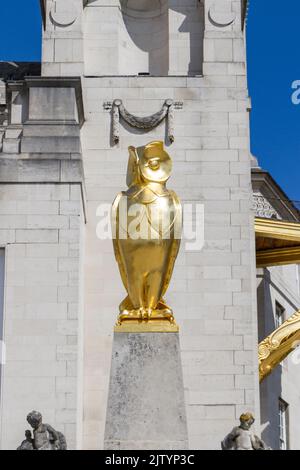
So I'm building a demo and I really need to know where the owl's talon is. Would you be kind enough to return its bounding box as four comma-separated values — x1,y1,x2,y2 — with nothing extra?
146,308,152,320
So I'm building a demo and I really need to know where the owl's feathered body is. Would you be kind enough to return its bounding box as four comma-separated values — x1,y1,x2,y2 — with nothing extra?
111,141,182,330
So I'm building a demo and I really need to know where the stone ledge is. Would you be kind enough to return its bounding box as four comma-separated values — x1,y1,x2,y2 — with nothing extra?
0,158,83,183
6,76,85,128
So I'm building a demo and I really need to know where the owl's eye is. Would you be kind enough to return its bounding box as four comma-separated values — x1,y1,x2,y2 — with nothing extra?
148,158,160,171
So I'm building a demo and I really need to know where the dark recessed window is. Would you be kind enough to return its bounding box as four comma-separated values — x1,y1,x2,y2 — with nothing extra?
275,302,285,329
279,398,289,450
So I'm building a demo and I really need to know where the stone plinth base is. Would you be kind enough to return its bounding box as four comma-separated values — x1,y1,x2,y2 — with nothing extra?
104,333,188,450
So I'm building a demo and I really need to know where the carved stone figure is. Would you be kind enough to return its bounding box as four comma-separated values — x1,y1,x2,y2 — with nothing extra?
17,411,67,450
112,141,182,332
17,430,34,450
221,413,270,450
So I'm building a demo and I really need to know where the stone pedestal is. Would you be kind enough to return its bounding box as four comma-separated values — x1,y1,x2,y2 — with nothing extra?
104,333,188,450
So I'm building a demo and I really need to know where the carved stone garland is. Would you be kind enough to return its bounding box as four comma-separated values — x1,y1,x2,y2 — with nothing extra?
110,99,179,144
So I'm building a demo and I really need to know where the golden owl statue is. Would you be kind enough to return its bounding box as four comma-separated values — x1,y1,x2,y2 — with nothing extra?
111,141,182,332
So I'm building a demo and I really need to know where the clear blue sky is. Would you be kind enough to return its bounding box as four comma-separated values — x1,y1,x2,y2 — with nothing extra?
247,0,300,203
0,0,299,203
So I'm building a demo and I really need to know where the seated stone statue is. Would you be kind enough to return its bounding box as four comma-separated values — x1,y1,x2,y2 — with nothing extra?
221,412,270,450
17,411,67,450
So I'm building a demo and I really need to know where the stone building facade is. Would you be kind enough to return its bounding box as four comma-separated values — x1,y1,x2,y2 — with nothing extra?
252,167,300,450
0,0,299,450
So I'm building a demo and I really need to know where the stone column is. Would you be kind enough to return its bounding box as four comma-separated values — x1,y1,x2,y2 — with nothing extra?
41,0,84,76
203,0,244,72
104,333,188,450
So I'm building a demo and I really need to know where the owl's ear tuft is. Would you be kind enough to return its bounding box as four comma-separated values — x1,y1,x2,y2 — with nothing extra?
144,141,164,153
126,146,140,188
139,141,172,183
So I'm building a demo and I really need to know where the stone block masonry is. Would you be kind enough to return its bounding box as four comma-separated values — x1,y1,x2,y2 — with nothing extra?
0,0,260,451
81,70,260,451
0,77,84,450
0,182,83,450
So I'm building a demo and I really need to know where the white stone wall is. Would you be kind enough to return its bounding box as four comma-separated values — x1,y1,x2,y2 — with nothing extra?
119,2,169,76
42,0,205,77
37,0,261,450
0,183,83,450
80,73,259,449
41,0,84,76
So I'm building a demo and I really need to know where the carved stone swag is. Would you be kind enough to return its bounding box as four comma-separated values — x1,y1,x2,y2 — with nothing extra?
106,99,183,144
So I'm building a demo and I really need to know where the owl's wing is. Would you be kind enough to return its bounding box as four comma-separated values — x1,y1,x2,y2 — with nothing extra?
111,192,128,292
162,190,182,296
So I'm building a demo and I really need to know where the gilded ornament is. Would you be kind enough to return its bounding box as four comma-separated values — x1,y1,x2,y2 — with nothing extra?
111,141,182,332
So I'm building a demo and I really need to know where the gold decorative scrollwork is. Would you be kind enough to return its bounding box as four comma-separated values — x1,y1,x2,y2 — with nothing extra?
259,309,300,381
